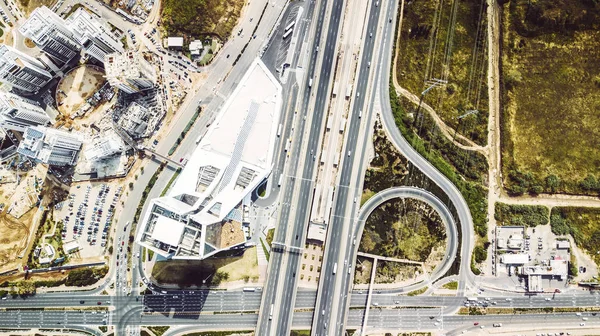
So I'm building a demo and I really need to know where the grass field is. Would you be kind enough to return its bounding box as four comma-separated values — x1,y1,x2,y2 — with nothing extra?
152,247,258,286
161,0,246,41
396,0,489,145
500,0,600,195
360,198,446,262
550,207,600,265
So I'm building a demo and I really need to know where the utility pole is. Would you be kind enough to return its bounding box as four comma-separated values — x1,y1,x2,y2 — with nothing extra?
452,109,478,143
412,78,448,128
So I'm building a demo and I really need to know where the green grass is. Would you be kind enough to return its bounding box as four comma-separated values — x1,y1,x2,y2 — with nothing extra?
550,207,600,265
265,228,274,247
290,331,311,336
501,0,600,195
160,168,181,196
407,286,428,296
147,249,154,261
442,281,458,290
260,237,270,261
396,0,489,145
161,0,245,41
181,332,254,336
494,203,549,227
147,326,169,336
99,326,108,333
360,198,445,262
168,108,201,156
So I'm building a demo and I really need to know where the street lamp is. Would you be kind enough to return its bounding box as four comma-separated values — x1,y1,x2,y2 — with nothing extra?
412,78,448,128
452,109,479,143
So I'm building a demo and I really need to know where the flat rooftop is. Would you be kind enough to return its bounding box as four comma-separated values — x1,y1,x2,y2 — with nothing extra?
171,59,281,224
136,59,282,259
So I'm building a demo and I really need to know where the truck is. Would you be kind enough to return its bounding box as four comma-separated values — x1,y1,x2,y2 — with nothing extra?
333,263,337,274
326,117,333,131
332,81,339,96
278,174,283,187
333,152,340,168
346,85,352,98
339,118,346,133
277,123,282,137
308,78,313,87
285,138,291,152
493,323,502,327
320,150,326,165
243,287,256,292
269,304,274,320
467,297,478,302
358,109,362,118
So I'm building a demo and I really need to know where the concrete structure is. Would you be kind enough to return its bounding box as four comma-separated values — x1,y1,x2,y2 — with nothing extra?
166,37,183,50
136,60,281,260
118,102,149,137
0,45,53,94
0,92,51,132
104,51,156,93
556,240,570,250
19,6,81,65
84,136,126,161
17,125,82,166
65,8,125,64
522,258,569,292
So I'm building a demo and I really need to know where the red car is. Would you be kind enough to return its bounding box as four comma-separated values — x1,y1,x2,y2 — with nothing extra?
97,302,102,305
474,322,479,326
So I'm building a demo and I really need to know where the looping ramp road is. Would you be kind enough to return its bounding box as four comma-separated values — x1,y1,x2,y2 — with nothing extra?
355,187,458,290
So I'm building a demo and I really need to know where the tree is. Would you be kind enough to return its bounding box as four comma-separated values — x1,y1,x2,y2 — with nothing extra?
108,246,113,254
129,182,134,190
581,175,598,191
546,175,560,192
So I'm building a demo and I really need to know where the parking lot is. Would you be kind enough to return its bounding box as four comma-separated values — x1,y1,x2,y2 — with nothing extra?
58,182,124,258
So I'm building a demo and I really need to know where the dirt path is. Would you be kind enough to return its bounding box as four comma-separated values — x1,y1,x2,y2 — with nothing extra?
391,0,486,153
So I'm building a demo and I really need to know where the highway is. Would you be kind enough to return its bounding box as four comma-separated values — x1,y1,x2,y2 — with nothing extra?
256,0,348,333
310,0,388,333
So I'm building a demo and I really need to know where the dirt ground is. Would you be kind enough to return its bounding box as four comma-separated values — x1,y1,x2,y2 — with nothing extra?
0,208,35,273
17,0,56,15
56,65,106,116
354,257,373,285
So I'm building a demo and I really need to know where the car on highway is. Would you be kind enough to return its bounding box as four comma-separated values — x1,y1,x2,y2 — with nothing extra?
474,322,479,326
80,300,85,304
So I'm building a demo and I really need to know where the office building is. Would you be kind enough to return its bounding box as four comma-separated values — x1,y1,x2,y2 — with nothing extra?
0,45,53,93
18,126,82,166
19,6,81,65
0,91,51,132
104,51,156,93
84,136,126,162
136,60,282,260
65,8,124,64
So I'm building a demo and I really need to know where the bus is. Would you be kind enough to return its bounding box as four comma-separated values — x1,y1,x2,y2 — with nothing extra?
308,78,313,87
285,138,291,152
277,123,283,137
243,287,256,292
278,174,283,187
284,20,296,32
283,29,293,39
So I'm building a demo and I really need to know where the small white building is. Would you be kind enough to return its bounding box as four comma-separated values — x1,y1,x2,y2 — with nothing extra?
189,40,203,57
167,37,184,50
556,240,570,250
63,240,80,254
501,253,529,265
